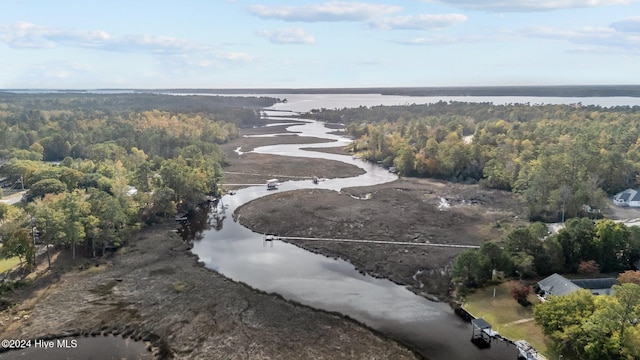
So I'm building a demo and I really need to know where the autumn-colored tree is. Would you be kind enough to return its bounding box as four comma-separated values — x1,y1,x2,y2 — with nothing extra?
577,260,600,276
617,270,640,286
508,280,533,306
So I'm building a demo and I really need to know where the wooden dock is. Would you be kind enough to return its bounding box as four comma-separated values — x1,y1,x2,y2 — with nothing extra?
264,235,480,249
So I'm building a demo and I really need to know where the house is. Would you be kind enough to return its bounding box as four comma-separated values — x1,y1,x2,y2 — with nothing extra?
613,188,640,207
538,273,617,299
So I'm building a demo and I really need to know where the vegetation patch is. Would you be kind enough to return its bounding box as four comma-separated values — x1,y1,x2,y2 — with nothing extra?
0,257,21,274
0,279,29,296
82,264,108,275
170,281,191,293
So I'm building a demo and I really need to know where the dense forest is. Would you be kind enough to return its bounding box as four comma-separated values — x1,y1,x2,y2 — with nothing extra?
313,102,640,221
0,93,276,265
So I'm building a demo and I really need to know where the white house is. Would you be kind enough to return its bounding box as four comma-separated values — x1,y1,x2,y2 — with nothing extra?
613,188,640,207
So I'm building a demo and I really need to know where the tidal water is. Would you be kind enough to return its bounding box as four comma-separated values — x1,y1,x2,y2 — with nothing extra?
189,105,519,359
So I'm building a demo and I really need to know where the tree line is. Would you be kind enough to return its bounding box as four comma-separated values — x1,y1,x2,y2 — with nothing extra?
0,93,276,267
313,102,640,221
453,220,640,291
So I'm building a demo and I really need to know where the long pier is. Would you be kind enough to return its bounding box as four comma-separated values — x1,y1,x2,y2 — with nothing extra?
265,235,480,249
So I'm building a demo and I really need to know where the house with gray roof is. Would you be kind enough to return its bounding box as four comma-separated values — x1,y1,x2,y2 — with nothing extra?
613,188,640,207
538,273,617,300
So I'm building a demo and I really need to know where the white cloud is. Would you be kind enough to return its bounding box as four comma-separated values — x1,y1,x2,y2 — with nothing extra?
429,0,639,12
396,20,640,56
0,22,210,53
0,21,254,71
369,14,467,30
611,16,640,32
247,2,402,22
257,28,316,44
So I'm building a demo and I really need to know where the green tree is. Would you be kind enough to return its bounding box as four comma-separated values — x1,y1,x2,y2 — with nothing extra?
393,144,416,176
593,284,640,359
533,289,596,358
0,159,41,187
88,190,127,256
504,225,546,277
0,202,9,224
534,284,640,360
28,197,65,269
57,190,98,260
555,218,596,272
0,228,36,268
594,219,630,272
131,162,153,192
452,249,488,289
39,133,71,160
160,157,211,209
25,178,66,202
478,241,512,276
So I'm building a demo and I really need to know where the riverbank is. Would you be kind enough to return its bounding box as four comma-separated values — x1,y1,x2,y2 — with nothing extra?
236,180,527,299
0,221,418,359
220,123,365,189
226,124,527,299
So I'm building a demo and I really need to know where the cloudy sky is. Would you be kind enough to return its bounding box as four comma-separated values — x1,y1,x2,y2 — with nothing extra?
1,0,639,89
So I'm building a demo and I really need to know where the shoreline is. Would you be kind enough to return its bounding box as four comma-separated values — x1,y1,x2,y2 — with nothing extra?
0,221,419,359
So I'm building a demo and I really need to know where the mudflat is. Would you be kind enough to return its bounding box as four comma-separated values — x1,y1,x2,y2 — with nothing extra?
0,220,417,359
228,121,527,299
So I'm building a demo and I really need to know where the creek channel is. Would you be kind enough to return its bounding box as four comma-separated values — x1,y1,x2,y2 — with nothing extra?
186,103,519,359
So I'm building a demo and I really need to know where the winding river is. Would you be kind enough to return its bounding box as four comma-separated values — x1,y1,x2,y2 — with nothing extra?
188,100,520,359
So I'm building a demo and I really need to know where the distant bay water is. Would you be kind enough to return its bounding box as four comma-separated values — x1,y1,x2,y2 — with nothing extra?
158,92,640,112
3,89,640,111
237,93,640,112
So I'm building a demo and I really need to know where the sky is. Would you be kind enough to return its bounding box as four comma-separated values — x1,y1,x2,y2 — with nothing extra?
0,0,639,89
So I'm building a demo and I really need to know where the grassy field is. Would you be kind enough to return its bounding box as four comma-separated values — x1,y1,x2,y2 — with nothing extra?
462,282,550,357
0,256,21,274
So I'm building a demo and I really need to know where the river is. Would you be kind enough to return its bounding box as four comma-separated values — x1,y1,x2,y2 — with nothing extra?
188,96,525,359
